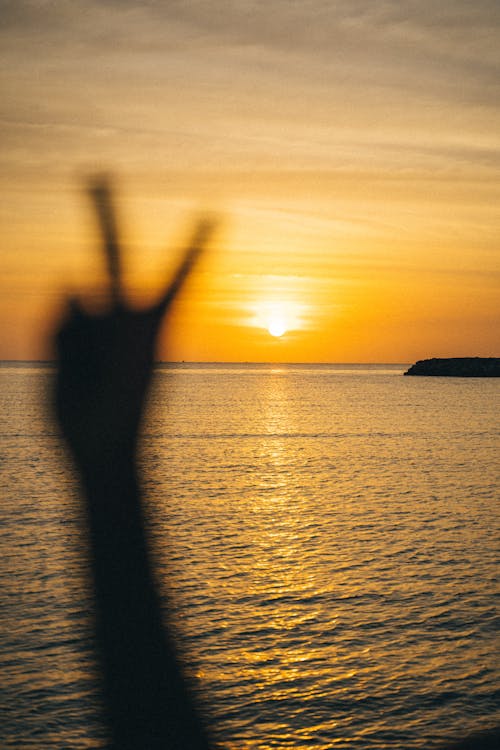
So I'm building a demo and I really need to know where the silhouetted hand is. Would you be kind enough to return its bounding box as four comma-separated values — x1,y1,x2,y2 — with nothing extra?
55,178,214,473
53,178,216,749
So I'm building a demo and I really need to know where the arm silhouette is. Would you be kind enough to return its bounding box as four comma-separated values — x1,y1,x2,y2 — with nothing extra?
55,178,214,750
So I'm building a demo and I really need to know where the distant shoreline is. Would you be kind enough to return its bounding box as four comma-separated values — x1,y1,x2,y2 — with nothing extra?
2,359,499,375
405,357,500,377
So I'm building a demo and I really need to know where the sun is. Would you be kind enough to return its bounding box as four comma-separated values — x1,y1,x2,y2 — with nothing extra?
249,297,304,339
268,320,287,337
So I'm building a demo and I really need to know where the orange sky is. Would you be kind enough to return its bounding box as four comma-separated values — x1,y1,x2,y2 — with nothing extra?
1,1,499,362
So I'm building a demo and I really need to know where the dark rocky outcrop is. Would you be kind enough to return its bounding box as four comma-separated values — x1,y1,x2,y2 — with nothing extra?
404,357,500,377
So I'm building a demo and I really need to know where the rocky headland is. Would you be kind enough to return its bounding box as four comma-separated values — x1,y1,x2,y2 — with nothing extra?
404,357,500,377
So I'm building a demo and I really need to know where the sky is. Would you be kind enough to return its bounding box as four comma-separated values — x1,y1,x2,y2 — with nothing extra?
1,0,499,362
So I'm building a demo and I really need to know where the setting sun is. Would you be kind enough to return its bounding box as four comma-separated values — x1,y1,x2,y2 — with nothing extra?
268,319,287,337
245,294,309,346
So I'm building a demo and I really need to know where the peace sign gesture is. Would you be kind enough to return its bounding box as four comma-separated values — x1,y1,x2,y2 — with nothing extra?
55,177,215,473
52,179,216,749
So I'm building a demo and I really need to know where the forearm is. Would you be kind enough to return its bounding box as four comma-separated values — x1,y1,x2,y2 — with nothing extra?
81,461,212,750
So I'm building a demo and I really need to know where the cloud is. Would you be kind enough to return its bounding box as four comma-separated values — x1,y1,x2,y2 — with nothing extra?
1,0,499,179
3,1,500,64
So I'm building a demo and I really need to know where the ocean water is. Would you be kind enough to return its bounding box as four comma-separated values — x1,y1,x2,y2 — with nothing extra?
1,362,499,749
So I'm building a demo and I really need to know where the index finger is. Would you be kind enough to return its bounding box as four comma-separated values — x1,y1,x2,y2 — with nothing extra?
88,175,123,307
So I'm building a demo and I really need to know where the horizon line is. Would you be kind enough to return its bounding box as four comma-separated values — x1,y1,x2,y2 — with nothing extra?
0,358,412,366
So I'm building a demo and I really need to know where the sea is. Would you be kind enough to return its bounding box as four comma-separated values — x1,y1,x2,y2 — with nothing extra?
1,362,499,749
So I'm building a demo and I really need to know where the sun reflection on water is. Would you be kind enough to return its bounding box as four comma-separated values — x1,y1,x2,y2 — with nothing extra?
3,366,498,748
